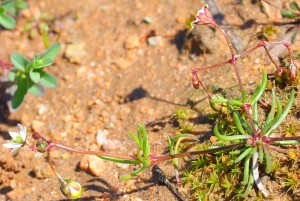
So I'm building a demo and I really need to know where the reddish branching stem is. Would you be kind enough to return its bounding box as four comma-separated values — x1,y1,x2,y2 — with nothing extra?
47,142,137,160
149,143,246,164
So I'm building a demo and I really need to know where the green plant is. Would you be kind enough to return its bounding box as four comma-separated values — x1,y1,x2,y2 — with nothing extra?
23,12,59,48
8,43,60,111
0,0,28,29
3,4,300,200
188,4,300,199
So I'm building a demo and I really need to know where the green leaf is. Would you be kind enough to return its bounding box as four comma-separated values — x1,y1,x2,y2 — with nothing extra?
10,53,29,71
265,90,295,136
10,75,27,111
98,156,140,164
290,2,300,11
0,12,16,29
7,69,16,81
0,1,14,11
40,72,57,88
33,58,54,69
32,53,39,67
29,69,40,83
281,10,297,18
16,0,28,9
292,30,299,44
249,71,267,105
39,43,61,60
28,83,45,96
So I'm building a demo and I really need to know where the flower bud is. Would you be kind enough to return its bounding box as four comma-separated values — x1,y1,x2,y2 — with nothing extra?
192,74,200,89
191,5,215,28
36,138,48,153
60,178,83,199
288,62,298,82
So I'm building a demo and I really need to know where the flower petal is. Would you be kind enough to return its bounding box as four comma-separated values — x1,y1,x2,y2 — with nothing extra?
17,124,27,141
20,130,26,141
3,143,22,149
8,131,19,139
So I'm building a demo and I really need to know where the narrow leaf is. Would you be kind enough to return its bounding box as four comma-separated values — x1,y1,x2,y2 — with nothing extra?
281,10,297,18
29,69,40,83
0,13,16,29
292,30,299,44
28,83,45,97
290,2,300,11
10,53,29,71
39,43,61,60
40,72,57,88
266,90,295,136
7,70,16,81
33,58,54,69
0,1,14,11
10,75,27,111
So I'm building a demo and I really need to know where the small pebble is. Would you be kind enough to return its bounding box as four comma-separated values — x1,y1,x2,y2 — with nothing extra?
38,104,48,115
79,155,107,176
102,139,122,151
96,129,109,146
125,35,140,49
65,42,87,64
33,164,52,179
148,36,162,46
31,120,44,132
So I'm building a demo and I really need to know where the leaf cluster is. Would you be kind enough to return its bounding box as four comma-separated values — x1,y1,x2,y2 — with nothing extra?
8,43,60,111
0,0,28,29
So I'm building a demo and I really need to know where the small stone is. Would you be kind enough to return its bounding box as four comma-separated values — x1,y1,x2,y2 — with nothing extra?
114,58,131,69
125,35,140,49
6,189,21,200
9,179,17,188
79,155,107,177
96,129,109,146
65,42,87,64
148,36,162,46
102,139,122,151
33,164,52,179
31,120,44,132
125,179,137,191
143,16,153,24
76,66,87,76
38,104,48,115
116,163,130,169
63,114,73,123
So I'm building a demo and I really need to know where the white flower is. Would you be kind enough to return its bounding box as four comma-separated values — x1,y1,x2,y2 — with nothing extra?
3,124,27,154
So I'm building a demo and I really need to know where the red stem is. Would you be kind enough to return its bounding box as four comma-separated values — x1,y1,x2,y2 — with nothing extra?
150,143,245,164
51,142,137,160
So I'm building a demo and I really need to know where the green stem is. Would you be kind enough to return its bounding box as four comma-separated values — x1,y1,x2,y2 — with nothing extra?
235,147,253,163
262,145,272,173
265,90,295,136
213,124,252,141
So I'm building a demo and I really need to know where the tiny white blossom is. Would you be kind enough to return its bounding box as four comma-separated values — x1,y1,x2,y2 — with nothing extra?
3,124,27,154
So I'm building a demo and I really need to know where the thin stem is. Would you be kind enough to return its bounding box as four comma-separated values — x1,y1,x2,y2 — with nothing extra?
266,136,300,143
48,160,62,181
213,23,235,55
52,142,136,160
150,143,245,163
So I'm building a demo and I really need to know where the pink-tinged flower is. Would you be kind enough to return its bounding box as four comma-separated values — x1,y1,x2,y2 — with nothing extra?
3,124,27,154
191,5,215,28
59,178,83,199
288,62,298,82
